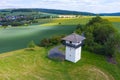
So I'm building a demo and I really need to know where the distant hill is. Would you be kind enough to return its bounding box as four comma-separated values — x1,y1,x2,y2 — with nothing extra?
0,8,120,16
11,9,35,12
0,8,96,16
99,13,120,16
34,8,96,16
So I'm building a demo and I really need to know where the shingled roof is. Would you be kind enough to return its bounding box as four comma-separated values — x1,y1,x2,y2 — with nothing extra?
62,33,85,43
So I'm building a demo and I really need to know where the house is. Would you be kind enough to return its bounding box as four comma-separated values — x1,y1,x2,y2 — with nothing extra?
59,15,76,18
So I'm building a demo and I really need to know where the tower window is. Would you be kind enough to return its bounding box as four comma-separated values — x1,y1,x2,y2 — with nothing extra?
70,41,72,44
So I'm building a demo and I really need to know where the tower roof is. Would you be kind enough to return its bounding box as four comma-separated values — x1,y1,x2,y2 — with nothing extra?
62,33,85,43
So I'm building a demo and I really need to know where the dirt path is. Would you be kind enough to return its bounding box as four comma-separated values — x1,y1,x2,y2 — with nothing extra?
89,68,114,80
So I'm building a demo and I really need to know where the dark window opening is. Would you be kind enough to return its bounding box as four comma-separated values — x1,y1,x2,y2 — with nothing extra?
70,41,72,44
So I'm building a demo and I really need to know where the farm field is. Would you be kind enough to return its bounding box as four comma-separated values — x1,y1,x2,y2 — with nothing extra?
0,17,120,53
0,25,76,53
102,16,120,22
0,46,118,80
112,22,120,32
0,17,91,53
40,18,90,26
102,16,120,32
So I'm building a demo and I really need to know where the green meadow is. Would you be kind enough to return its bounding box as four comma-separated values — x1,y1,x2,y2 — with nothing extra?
0,17,120,53
0,25,76,53
0,17,120,80
0,18,90,53
0,46,117,80
113,22,120,33
41,18,90,26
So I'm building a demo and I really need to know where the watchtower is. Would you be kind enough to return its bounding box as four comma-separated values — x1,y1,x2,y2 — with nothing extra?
62,33,85,63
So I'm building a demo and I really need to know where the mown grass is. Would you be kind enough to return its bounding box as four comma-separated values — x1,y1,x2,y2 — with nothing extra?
0,46,117,80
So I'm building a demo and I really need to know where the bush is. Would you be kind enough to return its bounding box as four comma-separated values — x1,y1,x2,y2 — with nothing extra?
28,40,36,49
40,35,65,47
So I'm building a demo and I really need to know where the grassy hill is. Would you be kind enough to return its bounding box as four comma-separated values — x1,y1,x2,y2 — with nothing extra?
0,16,120,79
0,46,118,80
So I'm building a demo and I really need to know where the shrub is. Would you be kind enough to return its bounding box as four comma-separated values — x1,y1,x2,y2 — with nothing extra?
40,35,65,47
28,40,36,49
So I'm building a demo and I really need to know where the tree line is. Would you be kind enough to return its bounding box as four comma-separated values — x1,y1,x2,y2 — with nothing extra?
75,16,120,57
39,16,120,57
40,35,65,47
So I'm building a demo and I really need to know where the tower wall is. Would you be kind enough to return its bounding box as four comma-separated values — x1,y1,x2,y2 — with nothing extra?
75,47,81,62
65,46,81,63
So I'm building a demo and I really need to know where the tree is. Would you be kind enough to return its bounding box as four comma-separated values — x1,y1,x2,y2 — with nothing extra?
75,24,85,34
93,22,116,44
104,34,120,56
75,16,120,56
86,16,102,26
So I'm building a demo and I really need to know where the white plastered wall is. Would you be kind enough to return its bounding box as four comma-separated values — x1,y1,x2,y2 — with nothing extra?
65,46,81,63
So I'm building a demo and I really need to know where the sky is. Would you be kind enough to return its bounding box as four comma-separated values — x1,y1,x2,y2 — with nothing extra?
0,0,120,13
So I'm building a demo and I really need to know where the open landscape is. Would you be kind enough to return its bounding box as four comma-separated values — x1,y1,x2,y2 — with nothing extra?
0,0,119,78
0,46,116,80
0,13,120,80
0,16,120,53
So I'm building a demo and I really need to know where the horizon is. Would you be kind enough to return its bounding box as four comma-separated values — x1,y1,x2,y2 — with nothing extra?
0,0,120,13
0,8,120,14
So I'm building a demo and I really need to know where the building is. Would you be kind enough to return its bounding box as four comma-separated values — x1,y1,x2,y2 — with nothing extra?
59,15,76,18
62,33,85,63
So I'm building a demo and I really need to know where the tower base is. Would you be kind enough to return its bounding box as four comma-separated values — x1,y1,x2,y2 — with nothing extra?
65,46,81,63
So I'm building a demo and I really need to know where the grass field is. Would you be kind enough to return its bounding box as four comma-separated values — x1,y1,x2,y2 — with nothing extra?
41,17,90,26
0,16,120,80
0,25,76,53
0,17,120,54
102,16,120,22
112,22,120,32
0,18,90,54
0,46,118,80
